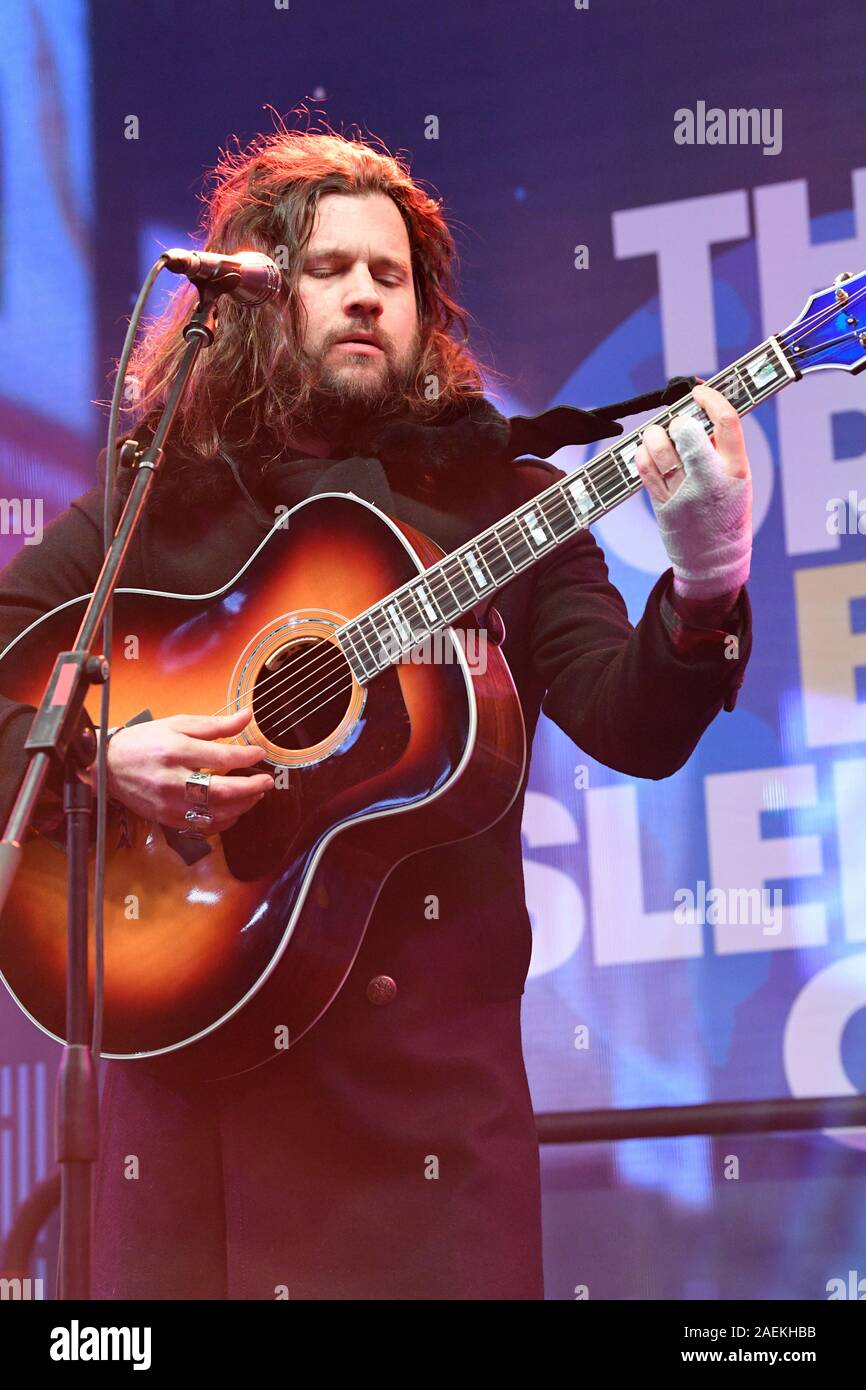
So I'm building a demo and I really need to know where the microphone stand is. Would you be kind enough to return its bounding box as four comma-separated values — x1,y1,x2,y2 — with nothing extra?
0,284,222,1299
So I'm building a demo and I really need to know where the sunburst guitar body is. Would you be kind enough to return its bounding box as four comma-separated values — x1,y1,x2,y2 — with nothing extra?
0,492,527,1081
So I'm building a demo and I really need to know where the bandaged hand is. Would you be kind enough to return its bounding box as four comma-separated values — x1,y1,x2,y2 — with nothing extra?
634,384,752,601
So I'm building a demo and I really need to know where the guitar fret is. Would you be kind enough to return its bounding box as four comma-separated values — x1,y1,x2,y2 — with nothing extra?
558,487,582,527
537,491,577,541
564,475,596,521
441,556,476,608
365,610,385,659
498,517,534,567
461,545,494,591
355,614,376,658
479,530,516,582
386,597,413,646
346,619,366,667
725,365,755,409
397,590,423,637
518,506,554,553
408,579,442,626
402,588,430,641
740,346,786,399
612,455,637,492
342,624,371,679
356,614,385,669
582,469,607,510
427,567,461,619
397,597,419,647
594,449,633,502
735,365,757,405
371,608,400,661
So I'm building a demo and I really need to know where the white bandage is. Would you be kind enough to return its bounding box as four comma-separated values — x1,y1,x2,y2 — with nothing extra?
649,418,752,600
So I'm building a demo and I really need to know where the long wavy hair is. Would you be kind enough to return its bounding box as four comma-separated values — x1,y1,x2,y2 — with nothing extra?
122,121,491,481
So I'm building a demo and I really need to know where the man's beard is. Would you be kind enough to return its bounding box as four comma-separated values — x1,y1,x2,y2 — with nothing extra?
300,334,422,446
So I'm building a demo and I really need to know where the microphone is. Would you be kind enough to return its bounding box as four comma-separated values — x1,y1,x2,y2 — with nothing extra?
163,249,283,306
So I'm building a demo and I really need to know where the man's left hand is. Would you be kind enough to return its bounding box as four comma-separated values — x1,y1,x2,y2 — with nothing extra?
634,383,753,608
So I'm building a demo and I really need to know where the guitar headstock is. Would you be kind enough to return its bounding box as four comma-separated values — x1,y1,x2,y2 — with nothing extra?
780,269,866,375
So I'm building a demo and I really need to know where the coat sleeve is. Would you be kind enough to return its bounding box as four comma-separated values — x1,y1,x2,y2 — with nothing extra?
0,463,125,824
518,459,752,780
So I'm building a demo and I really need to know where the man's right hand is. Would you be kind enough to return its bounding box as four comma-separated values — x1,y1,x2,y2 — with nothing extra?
104,708,274,835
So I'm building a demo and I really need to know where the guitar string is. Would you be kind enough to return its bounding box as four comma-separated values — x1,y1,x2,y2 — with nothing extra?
174,285,864,747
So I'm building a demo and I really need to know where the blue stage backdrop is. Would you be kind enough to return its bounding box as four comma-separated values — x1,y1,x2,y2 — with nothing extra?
1,0,864,1300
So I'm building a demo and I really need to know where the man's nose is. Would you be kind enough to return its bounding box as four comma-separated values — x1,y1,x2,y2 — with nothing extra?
341,266,383,316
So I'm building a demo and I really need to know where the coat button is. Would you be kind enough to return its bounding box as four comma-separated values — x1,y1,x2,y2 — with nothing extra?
366,974,397,1005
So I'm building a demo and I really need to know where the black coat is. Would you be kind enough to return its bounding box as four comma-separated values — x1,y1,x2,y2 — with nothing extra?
0,399,751,1299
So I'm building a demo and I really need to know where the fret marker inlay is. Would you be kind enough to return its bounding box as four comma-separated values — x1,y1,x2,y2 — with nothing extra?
464,549,489,588
386,603,411,644
414,584,438,622
523,510,547,545
568,478,594,515
746,353,777,390
620,441,639,477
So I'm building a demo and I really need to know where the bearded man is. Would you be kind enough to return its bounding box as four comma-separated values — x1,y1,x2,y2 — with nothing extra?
0,128,752,1300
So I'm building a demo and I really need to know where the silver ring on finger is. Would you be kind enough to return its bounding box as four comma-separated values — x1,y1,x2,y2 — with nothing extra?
661,462,684,480
179,807,215,838
185,769,212,809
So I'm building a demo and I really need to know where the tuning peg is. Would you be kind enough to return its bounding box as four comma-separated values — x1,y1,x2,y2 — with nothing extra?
835,271,853,304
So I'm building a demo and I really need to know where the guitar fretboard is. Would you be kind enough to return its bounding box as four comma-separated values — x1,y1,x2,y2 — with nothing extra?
338,335,796,681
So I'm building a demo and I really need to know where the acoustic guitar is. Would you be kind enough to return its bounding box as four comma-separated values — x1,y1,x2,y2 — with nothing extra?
0,269,863,1080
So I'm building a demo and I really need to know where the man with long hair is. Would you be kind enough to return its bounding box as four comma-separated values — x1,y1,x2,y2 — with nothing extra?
0,125,753,1299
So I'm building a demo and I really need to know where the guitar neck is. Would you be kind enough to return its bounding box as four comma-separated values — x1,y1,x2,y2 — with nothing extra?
339,334,798,681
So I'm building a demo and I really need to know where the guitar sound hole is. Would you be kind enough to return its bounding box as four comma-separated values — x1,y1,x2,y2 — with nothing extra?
253,637,353,750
